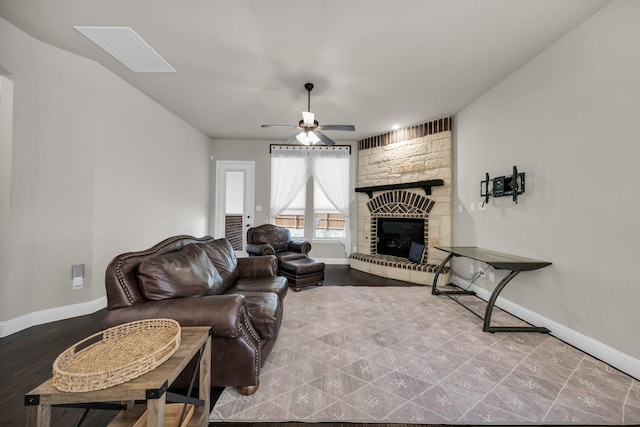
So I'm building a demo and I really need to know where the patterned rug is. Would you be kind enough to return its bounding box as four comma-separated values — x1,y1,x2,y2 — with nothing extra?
211,286,639,424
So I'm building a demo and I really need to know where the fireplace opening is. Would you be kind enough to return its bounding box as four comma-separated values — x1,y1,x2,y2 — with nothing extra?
376,218,424,258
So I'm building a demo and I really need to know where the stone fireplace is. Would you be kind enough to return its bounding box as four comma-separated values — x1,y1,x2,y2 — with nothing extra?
350,117,453,285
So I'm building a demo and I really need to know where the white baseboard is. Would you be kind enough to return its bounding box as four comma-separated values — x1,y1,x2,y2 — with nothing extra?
452,275,640,381
0,296,107,338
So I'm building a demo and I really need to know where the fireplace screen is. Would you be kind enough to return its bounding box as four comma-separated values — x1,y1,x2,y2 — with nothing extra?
376,218,424,258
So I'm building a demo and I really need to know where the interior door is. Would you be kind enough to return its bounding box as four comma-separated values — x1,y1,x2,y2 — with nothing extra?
215,161,255,254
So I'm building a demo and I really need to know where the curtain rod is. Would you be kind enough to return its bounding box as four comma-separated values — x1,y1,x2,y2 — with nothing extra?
269,144,351,154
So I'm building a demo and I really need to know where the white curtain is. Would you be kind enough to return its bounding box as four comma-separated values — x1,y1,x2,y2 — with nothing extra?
309,149,351,255
270,149,310,220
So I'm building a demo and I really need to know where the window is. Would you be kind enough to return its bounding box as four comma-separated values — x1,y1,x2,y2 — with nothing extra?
274,179,347,239
274,185,305,237
271,146,350,246
313,181,346,238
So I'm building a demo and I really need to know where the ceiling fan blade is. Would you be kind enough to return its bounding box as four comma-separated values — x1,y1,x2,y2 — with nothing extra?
315,130,335,146
261,124,298,128
282,134,299,144
320,124,356,131
301,111,315,126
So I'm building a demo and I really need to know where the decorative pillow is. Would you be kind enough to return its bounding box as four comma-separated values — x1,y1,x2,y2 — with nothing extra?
138,243,224,300
408,241,426,264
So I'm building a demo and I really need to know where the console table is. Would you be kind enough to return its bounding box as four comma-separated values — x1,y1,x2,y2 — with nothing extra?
25,326,211,427
431,246,552,333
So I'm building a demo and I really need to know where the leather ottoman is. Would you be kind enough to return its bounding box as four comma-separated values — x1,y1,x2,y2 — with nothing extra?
278,257,325,292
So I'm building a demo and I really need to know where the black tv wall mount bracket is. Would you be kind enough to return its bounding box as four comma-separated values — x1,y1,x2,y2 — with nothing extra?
480,165,525,204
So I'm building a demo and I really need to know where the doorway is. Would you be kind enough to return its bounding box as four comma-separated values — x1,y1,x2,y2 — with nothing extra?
215,161,255,254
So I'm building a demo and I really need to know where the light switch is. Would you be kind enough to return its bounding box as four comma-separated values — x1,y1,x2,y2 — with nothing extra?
72,264,84,290
72,264,84,278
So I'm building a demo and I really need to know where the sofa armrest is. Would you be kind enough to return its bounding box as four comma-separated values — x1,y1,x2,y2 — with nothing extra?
289,239,311,254
246,243,276,256
237,255,277,278
102,294,248,338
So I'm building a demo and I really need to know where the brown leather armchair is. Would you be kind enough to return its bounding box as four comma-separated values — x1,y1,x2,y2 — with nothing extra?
246,224,324,291
246,224,311,261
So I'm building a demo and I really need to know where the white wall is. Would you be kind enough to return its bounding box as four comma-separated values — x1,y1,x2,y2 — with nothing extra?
0,17,211,331
454,0,640,362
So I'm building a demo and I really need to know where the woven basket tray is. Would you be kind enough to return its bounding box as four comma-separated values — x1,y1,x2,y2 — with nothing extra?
52,318,181,392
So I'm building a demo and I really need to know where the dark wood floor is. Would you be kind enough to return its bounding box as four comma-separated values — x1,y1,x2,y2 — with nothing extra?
1,266,435,427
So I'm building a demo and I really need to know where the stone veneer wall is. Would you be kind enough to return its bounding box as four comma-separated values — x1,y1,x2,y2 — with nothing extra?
355,117,453,273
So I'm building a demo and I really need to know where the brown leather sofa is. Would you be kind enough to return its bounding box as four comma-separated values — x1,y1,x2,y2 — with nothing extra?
103,235,287,395
246,224,325,291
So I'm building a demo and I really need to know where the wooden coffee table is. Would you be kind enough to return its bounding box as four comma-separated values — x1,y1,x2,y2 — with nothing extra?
25,326,211,427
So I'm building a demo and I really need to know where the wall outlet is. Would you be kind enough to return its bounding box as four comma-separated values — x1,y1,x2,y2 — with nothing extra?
480,269,487,278
479,201,486,211
469,264,475,274
470,202,475,212
489,271,495,282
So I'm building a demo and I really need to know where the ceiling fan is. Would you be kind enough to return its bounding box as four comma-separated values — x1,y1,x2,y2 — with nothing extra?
261,83,355,146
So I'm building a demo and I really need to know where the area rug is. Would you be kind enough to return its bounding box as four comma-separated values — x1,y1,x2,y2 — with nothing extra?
211,286,639,424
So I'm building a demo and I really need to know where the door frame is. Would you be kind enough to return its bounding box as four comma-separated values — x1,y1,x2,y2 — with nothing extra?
214,161,255,255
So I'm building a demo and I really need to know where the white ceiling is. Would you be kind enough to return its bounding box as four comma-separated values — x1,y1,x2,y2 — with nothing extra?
0,0,609,141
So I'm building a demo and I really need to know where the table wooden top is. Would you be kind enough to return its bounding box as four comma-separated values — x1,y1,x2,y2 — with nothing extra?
26,326,211,406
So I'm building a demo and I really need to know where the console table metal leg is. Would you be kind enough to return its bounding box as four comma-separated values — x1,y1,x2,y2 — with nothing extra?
432,253,476,297
483,270,549,333
483,270,518,332
431,253,456,295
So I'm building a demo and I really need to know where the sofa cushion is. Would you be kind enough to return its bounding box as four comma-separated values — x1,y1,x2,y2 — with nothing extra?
226,276,288,301
138,243,224,300
196,239,240,291
276,252,307,261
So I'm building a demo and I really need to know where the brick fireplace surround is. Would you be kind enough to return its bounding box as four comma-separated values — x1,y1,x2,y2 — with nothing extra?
350,117,453,286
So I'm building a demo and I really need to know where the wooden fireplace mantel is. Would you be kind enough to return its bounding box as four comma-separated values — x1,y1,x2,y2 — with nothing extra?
355,179,444,198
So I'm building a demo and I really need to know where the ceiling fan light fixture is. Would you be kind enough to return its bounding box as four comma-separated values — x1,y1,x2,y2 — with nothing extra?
296,131,320,145
308,131,320,144
302,111,315,126
296,132,310,145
